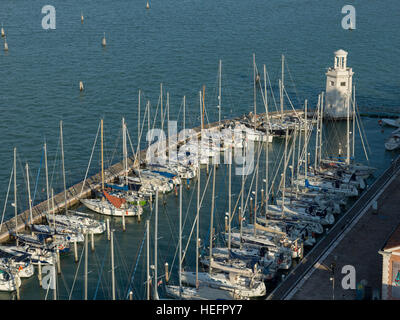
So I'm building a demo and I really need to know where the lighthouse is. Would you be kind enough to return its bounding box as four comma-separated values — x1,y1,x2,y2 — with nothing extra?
324,49,354,120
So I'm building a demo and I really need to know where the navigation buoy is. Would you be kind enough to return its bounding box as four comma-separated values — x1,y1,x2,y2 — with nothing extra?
4,37,8,52
79,81,84,91
102,32,106,47
146,1,150,9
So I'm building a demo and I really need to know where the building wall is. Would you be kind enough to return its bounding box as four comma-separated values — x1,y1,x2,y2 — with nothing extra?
388,253,400,300
381,252,390,300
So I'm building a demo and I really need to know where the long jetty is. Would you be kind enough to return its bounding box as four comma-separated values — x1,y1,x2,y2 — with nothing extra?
0,108,307,243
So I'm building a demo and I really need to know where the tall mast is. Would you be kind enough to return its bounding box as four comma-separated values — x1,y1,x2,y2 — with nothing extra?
280,54,285,121
346,94,350,165
111,230,115,300
352,86,356,159
240,148,245,247
147,101,151,150
60,121,67,214
281,129,288,210
263,64,270,131
183,96,186,133
195,165,200,288
160,83,163,133
122,117,128,184
253,53,257,134
101,119,104,192
179,183,182,297
228,145,232,250
44,142,50,213
314,95,320,171
26,163,33,228
208,164,216,275
319,92,324,166
264,64,269,218
154,191,159,300
304,100,308,177
84,232,88,300
199,91,203,131
167,92,170,154
218,59,222,127
138,90,141,166
13,147,17,237
146,219,150,300
202,85,206,130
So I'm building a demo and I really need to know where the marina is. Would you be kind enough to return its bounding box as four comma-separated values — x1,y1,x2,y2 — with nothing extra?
0,0,399,303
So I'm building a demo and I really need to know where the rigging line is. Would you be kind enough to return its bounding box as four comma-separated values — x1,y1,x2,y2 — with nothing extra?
171,165,213,271
242,140,263,216
32,147,44,206
108,126,122,166
125,201,155,299
355,102,371,158
49,137,61,193
93,240,110,300
135,94,149,160
0,166,13,232
283,86,301,118
79,121,101,197
355,105,370,162
68,238,85,300
285,59,303,108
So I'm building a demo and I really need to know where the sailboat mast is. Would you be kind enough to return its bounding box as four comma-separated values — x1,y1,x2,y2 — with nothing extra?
183,96,186,133
346,95,350,165
138,90,141,166
122,117,128,184
352,86,356,159
282,129,288,210
264,64,269,218
228,145,232,250
304,100,308,177
60,121,67,214
13,147,17,237
240,148,245,247
147,101,151,150
314,95,320,171
146,219,150,300
253,53,257,133
319,92,324,166
280,54,285,120
202,85,205,130
154,191,159,300
160,83,163,133
179,183,182,298
101,119,104,192
208,164,216,275
26,163,33,227
111,230,116,300
196,165,200,288
44,142,50,213
218,59,222,127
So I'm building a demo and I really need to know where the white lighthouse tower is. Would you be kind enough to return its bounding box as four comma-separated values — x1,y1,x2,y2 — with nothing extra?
324,49,354,119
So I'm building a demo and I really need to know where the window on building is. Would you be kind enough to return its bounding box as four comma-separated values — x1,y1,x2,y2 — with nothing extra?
392,261,400,299
341,82,346,86
330,81,335,86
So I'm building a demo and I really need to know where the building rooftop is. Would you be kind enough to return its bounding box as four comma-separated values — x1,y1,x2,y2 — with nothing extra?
383,222,400,252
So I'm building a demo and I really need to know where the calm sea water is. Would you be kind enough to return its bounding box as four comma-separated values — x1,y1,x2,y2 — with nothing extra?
0,0,399,299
